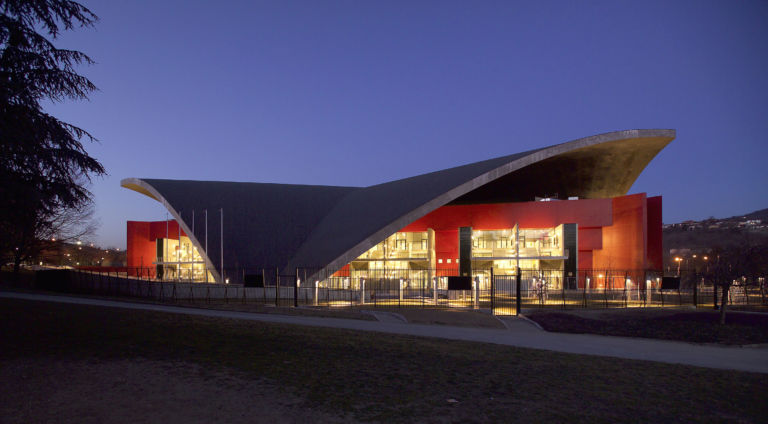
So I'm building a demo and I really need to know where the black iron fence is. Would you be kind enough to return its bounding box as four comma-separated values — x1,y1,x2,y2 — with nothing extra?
32,267,768,315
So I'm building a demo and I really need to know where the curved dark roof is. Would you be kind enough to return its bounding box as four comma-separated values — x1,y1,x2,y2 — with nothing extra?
122,129,674,281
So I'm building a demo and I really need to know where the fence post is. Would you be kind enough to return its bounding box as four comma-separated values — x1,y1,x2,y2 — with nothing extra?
490,267,495,314
516,267,521,316
693,271,698,307
294,268,299,308
275,268,279,307
262,268,266,304
714,284,718,310
433,274,438,305
562,274,566,310
314,278,319,306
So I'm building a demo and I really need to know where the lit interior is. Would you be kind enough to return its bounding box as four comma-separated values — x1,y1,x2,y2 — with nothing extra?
155,236,214,282
333,226,567,292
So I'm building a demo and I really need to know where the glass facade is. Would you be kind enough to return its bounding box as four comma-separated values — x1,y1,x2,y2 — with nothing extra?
349,231,430,284
156,236,214,282
345,225,567,288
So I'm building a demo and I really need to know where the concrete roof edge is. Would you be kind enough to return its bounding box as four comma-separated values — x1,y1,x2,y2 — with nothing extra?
312,129,676,275
120,177,223,283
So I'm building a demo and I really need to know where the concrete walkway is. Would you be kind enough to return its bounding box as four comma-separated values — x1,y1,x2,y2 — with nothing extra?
3,291,767,374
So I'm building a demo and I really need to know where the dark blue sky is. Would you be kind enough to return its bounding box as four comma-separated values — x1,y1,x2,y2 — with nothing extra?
48,0,768,248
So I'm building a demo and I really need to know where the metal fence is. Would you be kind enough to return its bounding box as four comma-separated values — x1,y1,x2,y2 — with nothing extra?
44,267,768,316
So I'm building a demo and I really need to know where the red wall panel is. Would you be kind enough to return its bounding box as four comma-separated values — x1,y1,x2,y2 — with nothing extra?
578,251,593,271
126,221,153,269
646,196,663,270
400,198,613,232
126,220,187,277
434,229,459,265
592,193,647,270
578,227,602,251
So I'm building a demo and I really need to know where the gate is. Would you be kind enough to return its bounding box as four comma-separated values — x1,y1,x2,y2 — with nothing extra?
492,273,518,316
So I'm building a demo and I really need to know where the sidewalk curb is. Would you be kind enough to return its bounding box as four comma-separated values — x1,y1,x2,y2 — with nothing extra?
362,310,408,323
518,314,545,331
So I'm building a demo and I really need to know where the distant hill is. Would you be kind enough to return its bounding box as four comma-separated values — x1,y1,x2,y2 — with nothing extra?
743,208,768,221
663,207,768,253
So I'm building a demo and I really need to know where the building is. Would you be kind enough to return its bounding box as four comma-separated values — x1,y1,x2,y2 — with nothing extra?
122,129,673,291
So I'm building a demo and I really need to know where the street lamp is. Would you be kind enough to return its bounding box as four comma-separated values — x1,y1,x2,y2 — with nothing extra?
674,257,682,276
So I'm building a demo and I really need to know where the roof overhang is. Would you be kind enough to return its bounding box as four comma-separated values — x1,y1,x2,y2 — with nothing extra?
121,129,675,282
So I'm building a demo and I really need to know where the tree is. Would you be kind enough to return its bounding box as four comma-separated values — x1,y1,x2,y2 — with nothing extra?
6,189,97,268
0,0,104,270
705,242,767,325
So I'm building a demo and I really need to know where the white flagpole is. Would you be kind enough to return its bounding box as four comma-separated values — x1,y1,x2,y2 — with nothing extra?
220,208,224,283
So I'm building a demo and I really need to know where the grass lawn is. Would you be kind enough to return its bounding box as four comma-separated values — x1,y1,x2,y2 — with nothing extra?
1,298,767,423
526,309,768,345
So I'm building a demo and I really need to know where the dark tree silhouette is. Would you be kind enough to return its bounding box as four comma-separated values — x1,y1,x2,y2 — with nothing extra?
704,242,767,325
0,0,104,271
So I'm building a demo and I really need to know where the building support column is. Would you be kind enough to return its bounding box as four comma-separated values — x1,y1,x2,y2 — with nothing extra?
428,228,436,304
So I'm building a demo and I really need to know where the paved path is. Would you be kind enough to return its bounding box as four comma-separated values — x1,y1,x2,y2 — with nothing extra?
3,291,767,374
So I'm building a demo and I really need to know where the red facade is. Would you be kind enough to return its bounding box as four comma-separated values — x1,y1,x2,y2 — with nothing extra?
126,220,187,277
126,193,663,275
401,193,662,271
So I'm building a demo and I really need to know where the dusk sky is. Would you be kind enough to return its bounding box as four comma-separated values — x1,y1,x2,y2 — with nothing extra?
47,0,768,248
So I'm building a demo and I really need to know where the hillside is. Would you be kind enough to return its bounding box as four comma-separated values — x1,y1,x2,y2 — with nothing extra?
744,208,768,221
663,207,768,252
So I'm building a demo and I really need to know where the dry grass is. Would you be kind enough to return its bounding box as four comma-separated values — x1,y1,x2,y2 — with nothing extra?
1,298,767,423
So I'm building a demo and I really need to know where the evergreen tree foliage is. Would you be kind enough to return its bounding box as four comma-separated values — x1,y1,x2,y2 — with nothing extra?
0,0,104,269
